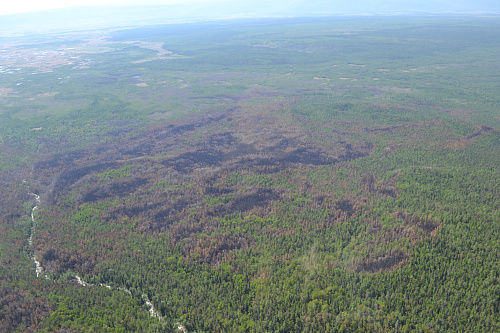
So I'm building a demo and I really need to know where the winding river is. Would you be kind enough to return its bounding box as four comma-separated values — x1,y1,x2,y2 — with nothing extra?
27,188,48,279
26,186,186,332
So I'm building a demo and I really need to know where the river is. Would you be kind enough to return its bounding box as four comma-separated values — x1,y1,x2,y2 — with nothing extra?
26,186,186,331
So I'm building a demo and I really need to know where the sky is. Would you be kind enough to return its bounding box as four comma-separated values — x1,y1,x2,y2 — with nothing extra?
2,0,500,16
1,0,229,15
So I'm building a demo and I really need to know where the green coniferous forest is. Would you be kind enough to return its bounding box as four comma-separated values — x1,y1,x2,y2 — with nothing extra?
0,15,499,332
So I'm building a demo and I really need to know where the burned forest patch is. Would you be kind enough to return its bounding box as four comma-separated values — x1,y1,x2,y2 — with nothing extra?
229,188,280,212
355,248,409,274
29,104,379,271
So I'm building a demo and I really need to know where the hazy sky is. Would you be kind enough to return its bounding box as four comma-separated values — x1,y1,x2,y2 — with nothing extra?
2,0,499,16
1,0,229,15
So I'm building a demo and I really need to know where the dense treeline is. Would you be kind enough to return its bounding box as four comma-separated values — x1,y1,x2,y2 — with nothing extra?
20,107,499,332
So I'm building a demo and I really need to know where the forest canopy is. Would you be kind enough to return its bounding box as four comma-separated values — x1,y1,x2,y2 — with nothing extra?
0,15,499,332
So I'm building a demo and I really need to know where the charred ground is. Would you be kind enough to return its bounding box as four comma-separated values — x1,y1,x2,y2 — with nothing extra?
29,104,386,272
